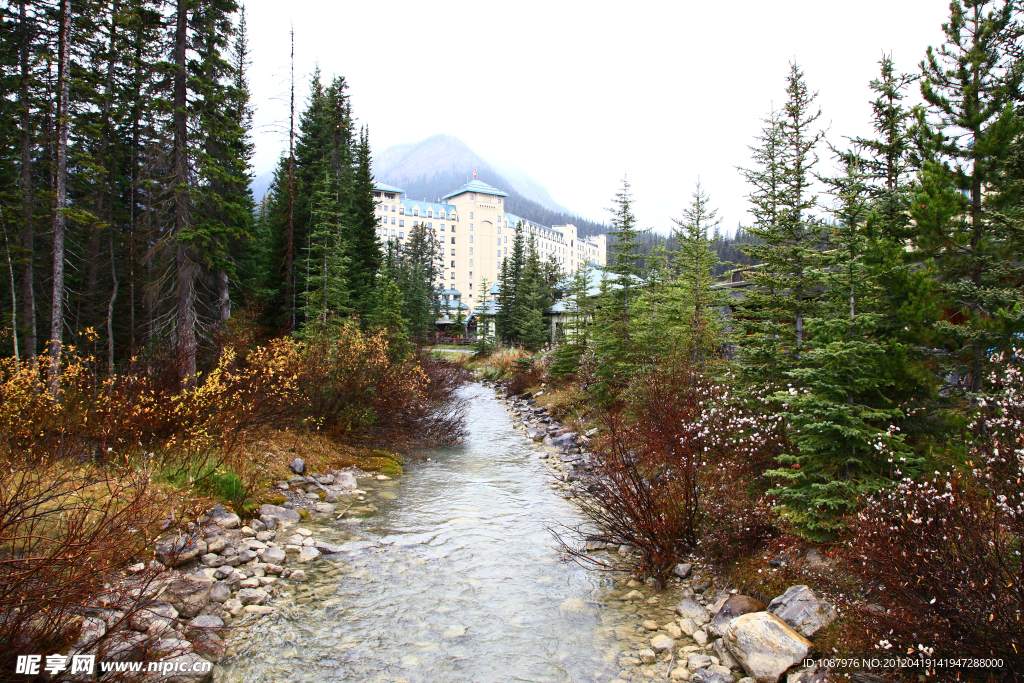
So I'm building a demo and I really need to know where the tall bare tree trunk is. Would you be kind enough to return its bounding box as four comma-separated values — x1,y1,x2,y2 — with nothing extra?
285,26,296,332
218,270,230,323
107,230,117,374
173,0,196,386
48,0,71,397
19,0,35,360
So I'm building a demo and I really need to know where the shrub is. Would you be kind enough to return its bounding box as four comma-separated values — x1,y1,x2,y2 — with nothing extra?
849,350,1023,681
563,361,781,586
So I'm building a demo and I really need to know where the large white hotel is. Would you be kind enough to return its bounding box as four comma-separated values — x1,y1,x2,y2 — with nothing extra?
373,179,607,307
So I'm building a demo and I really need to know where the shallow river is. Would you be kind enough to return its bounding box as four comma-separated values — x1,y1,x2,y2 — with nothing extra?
217,383,634,683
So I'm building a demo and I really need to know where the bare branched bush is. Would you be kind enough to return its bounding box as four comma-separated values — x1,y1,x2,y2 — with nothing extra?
850,351,1024,681
563,361,781,586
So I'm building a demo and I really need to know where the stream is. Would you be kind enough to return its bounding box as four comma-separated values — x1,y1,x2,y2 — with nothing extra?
216,382,639,683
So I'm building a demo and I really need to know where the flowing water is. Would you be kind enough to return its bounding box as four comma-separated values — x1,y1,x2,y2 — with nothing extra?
216,383,636,683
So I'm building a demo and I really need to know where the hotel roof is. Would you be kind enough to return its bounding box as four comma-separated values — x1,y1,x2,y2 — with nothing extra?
442,179,509,200
374,182,405,194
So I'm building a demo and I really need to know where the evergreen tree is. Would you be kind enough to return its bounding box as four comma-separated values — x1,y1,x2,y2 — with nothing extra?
736,64,827,383
770,150,913,539
670,182,732,363
517,233,550,351
495,222,526,345
302,172,350,330
913,0,1024,393
473,276,495,356
549,263,594,378
591,177,643,400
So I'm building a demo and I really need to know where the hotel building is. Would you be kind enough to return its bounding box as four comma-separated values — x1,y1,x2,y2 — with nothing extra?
373,179,607,308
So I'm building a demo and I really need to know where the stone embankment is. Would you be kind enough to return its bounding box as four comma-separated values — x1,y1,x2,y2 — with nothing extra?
499,385,839,683
70,462,391,681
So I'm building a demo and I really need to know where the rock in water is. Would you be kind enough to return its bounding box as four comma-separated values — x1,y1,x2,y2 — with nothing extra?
724,612,812,683
767,585,838,637
289,458,306,475
675,597,710,625
236,588,269,606
297,546,321,563
650,634,675,652
708,595,766,637
691,668,732,683
258,504,301,530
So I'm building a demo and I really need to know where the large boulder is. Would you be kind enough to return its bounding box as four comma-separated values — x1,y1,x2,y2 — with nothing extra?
288,458,306,475
767,585,838,638
258,504,301,530
156,535,207,568
184,614,224,640
724,612,812,683
675,597,710,625
549,431,578,451
708,595,766,637
164,573,213,618
205,504,240,530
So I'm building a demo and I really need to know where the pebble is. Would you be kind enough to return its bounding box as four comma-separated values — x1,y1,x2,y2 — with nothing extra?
693,629,709,646
642,620,659,631
650,634,675,652
638,649,657,664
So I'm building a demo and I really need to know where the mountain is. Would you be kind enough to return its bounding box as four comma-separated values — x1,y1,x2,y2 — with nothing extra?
371,134,608,238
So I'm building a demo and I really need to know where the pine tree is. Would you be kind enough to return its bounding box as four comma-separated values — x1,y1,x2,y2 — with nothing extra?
517,233,550,351
592,176,643,400
736,64,827,383
913,0,1024,393
302,172,350,330
549,263,594,378
495,222,526,345
670,181,731,363
770,150,913,539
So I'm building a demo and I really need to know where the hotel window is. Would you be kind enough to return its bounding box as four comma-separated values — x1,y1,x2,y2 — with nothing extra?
450,260,455,267
504,247,507,254
450,236,455,244
440,225,445,231
451,225,455,232
399,207,405,215
399,232,404,239
450,272,455,279
390,217,395,224
469,235,473,243
469,248,473,255
413,220,418,227
469,224,473,230
504,236,507,243
469,282,473,289
497,250,501,257
391,205,395,212
413,209,419,216
469,259,473,267
428,222,432,229
391,230,395,236
497,226,501,234
450,249,455,256
470,212,473,219
469,271,472,279
399,219,404,227
497,198,501,203
438,211,444,219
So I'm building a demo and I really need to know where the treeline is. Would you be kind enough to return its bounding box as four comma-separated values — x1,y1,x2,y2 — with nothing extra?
551,2,1024,539
532,2,1023,668
0,0,254,385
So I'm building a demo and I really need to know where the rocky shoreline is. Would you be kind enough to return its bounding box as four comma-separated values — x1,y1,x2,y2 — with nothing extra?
496,382,838,683
67,463,396,681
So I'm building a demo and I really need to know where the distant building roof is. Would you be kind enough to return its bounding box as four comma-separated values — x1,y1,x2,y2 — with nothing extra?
401,198,456,215
374,182,405,194
442,179,509,200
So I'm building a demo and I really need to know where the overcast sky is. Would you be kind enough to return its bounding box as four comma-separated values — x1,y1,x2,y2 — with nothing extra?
244,0,951,235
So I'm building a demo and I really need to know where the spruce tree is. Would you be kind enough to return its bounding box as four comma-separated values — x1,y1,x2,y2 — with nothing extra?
592,177,643,400
302,172,350,330
913,0,1024,393
671,182,731,364
736,64,827,383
